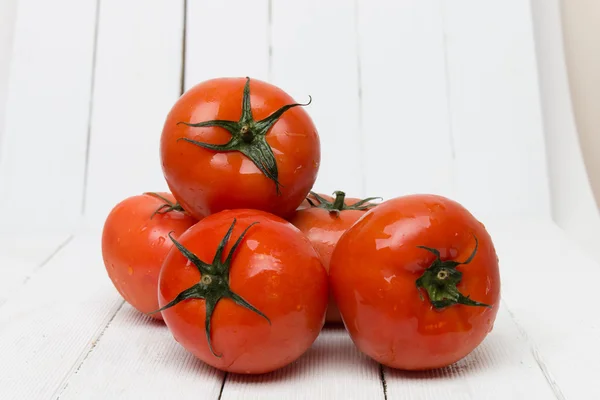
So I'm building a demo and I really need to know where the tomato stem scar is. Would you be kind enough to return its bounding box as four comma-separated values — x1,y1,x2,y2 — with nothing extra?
143,192,186,219
305,190,382,216
148,218,270,357
415,235,491,310
175,77,312,196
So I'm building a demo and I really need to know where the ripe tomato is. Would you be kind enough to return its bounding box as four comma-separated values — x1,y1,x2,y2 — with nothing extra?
289,191,380,323
329,194,500,370
160,77,320,220
101,192,197,320
156,209,328,374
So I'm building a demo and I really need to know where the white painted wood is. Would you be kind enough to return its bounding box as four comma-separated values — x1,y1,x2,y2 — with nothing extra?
0,233,71,306
57,303,224,400
83,0,184,227
0,233,123,399
358,0,454,201
487,219,600,400
270,0,363,197
0,0,97,234
184,0,269,89
384,306,556,399
443,0,551,220
221,328,382,400
530,0,600,259
0,0,18,149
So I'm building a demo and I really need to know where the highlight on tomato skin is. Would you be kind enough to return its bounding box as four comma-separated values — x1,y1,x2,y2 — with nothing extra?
160,77,321,221
156,209,329,374
329,194,501,371
289,190,381,323
101,192,197,320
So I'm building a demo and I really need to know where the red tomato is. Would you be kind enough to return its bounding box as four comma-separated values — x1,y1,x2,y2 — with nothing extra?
329,194,500,370
160,77,320,220
156,209,328,374
289,191,380,323
101,192,197,320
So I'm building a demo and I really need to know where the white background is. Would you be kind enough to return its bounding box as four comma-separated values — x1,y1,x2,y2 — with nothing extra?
0,1,599,399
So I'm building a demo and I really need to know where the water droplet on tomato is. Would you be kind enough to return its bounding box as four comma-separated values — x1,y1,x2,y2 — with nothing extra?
140,226,147,232
127,266,134,276
157,236,166,246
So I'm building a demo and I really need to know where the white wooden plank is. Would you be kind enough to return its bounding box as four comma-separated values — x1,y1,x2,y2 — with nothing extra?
83,0,183,227
358,0,453,200
185,0,269,88
221,328,383,400
57,303,224,400
270,0,363,196
487,220,600,400
443,0,551,219
0,233,122,399
384,306,556,399
0,0,18,150
0,233,72,306
0,0,97,234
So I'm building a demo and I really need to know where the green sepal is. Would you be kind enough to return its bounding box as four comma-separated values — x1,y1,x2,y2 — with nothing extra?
176,77,311,195
144,192,186,218
149,218,270,357
415,236,491,310
307,190,381,215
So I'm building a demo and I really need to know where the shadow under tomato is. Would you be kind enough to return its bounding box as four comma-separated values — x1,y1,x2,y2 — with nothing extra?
383,328,518,381
223,326,378,384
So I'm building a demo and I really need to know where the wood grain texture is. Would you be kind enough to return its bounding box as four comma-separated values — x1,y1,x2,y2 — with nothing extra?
357,0,454,201
442,0,551,219
0,0,97,234
270,0,363,197
0,233,122,399
83,0,184,227
57,304,224,400
0,233,72,306
384,306,557,399
488,220,600,400
220,328,383,400
184,0,269,88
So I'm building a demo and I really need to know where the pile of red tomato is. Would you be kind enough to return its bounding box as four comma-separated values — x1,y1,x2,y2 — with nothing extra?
102,77,501,374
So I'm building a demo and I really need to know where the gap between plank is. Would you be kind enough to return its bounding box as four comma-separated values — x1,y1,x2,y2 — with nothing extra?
379,363,388,400
503,300,566,400
179,0,187,95
267,0,273,81
0,234,74,308
54,299,126,400
80,0,102,215
353,0,366,197
217,372,228,400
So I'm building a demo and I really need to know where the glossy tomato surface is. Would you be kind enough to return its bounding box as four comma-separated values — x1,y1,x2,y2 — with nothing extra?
158,209,328,374
329,194,500,370
160,77,320,220
101,193,197,320
289,192,377,323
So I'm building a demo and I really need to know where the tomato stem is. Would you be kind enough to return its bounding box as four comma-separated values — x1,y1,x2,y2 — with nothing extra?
415,235,491,310
175,77,312,195
307,190,381,215
143,192,186,219
148,219,270,357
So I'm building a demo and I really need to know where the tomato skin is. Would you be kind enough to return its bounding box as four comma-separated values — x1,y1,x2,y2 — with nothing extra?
329,194,500,370
160,77,320,220
101,193,197,320
158,209,328,374
289,194,372,323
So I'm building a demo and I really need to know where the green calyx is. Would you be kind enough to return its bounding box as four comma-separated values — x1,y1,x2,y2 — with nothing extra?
149,219,270,357
306,190,381,216
415,236,491,310
176,77,312,195
144,192,185,218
